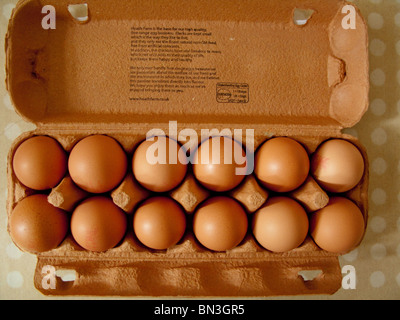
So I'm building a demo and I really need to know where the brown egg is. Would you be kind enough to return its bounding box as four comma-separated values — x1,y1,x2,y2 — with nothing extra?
193,136,247,192
252,196,309,252
254,137,310,193
71,196,127,252
193,196,248,251
309,197,365,254
311,139,365,193
12,135,67,190
132,136,187,192
9,194,69,253
133,197,186,250
68,135,128,193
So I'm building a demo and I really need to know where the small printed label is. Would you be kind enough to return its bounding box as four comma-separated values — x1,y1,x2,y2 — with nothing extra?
216,83,249,103
129,24,221,101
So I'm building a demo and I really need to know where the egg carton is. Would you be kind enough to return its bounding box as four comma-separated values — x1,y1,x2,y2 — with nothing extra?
5,0,369,297
6,130,368,296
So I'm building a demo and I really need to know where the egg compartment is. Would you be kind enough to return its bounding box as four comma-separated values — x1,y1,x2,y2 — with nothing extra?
6,0,369,297
6,129,368,297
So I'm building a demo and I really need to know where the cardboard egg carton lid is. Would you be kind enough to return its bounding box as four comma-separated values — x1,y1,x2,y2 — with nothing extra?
5,0,368,130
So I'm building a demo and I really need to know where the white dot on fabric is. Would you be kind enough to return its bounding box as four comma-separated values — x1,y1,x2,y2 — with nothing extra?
396,40,400,56
3,122,22,141
371,157,387,175
370,98,386,116
370,39,386,56
397,70,400,86
370,271,385,288
341,248,358,262
370,216,386,233
2,3,15,20
6,242,23,260
368,13,384,29
7,271,24,288
3,94,13,111
371,127,387,145
370,68,386,86
371,188,387,205
370,243,386,260
395,12,400,27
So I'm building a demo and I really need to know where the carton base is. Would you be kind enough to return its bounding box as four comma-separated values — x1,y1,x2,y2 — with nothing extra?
35,253,342,297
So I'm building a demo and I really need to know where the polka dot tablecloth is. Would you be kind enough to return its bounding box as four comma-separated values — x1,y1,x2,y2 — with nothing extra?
0,0,399,300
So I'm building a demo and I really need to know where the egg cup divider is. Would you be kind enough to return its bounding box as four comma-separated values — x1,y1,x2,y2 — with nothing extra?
5,0,369,297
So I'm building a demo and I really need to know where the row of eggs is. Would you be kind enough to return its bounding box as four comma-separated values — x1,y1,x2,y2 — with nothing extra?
12,134,365,195
8,134,366,255
10,193,365,255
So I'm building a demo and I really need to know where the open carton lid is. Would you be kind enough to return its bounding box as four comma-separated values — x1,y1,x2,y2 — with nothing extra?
5,0,368,130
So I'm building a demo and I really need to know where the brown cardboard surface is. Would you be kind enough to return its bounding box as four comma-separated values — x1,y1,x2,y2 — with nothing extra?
0,0,398,300
6,0,368,128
